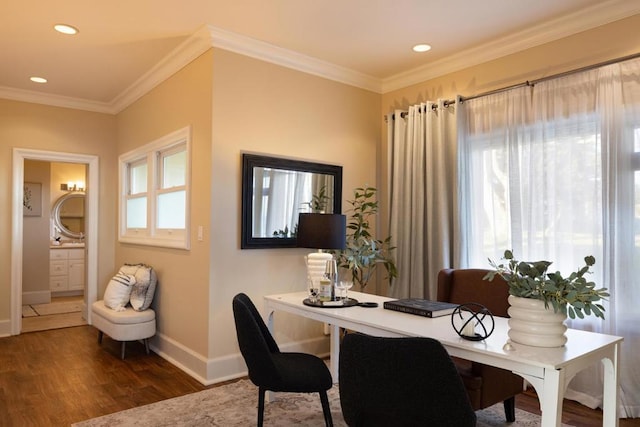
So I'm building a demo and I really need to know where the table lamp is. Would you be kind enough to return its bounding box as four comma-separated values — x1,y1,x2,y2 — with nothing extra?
297,213,346,291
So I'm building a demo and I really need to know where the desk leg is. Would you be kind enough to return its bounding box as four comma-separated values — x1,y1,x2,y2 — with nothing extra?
521,369,564,427
539,368,564,427
329,324,340,383
601,344,620,427
265,309,276,403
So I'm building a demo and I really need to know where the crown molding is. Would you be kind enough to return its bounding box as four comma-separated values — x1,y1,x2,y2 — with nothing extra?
2,0,637,112
110,24,383,112
0,85,113,113
205,25,382,93
2,23,381,114
110,26,215,113
381,0,640,93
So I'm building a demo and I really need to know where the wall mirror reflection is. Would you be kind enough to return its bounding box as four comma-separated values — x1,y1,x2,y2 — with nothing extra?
52,192,85,239
241,153,342,249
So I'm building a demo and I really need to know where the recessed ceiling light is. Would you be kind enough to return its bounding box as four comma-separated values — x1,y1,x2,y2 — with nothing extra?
30,77,47,84
412,44,432,53
54,24,79,35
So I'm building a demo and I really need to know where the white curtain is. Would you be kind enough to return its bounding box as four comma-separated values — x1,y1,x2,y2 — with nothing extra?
387,101,458,299
254,169,311,237
458,58,640,417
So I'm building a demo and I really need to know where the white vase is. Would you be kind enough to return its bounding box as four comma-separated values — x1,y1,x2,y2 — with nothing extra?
507,295,568,347
304,251,333,288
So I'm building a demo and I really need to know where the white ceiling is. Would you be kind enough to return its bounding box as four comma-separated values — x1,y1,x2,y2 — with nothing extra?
1,0,638,113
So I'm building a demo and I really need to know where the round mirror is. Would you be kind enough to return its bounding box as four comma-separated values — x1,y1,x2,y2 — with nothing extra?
52,192,85,239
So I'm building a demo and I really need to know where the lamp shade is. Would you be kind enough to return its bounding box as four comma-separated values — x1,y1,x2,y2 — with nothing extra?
297,213,346,250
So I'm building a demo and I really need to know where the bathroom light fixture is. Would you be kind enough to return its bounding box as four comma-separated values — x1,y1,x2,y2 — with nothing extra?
61,181,85,192
54,24,79,35
30,76,47,84
412,44,432,53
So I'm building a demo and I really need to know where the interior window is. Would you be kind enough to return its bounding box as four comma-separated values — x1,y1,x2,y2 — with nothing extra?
119,127,191,249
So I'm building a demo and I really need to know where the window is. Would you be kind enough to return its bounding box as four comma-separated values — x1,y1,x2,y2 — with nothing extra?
464,117,602,264
459,65,640,310
119,127,190,249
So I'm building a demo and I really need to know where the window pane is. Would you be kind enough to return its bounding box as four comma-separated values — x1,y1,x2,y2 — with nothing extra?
130,163,147,194
163,150,186,188
158,190,185,229
126,197,147,228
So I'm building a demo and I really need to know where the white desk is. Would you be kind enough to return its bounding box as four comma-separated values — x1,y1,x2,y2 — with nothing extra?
265,291,622,427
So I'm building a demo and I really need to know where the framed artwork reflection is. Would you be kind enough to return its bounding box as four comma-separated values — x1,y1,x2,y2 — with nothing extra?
23,182,42,217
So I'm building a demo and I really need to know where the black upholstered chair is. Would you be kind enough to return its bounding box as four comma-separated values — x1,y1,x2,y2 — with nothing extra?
437,268,525,422
232,293,333,427
339,333,476,427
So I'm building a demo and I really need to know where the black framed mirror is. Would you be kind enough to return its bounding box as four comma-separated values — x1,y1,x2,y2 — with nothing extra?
241,153,342,249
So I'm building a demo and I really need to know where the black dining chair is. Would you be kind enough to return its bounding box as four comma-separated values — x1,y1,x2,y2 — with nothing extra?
232,293,334,427
339,333,477,427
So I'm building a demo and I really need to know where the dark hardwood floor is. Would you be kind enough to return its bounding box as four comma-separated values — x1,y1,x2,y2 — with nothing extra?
0,325,637,426
0,325,206,426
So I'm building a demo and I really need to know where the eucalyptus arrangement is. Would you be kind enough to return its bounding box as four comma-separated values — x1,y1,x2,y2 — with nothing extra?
484,250,609,319
333,186,397,289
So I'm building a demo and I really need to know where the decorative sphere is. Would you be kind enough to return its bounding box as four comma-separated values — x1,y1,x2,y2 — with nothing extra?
451,303,495,341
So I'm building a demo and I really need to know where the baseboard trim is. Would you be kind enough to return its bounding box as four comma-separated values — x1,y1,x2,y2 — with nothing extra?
22,291,51,305
149,332,210,385
150,333,329,386
0,319,11,337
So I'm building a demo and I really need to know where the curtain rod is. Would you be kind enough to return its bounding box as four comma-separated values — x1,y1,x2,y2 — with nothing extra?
387,51,640,120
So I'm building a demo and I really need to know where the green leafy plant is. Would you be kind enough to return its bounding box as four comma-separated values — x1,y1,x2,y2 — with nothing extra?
273,187,328,237
333,186,397,289
272,225,296,238
302,185,330,213
484,250,609,319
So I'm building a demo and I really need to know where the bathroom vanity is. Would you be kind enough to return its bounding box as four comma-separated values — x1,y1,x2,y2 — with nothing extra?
49,246,85,293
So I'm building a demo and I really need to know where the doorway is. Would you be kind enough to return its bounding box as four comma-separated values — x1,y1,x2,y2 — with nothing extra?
22,160,88,332
11,148,99,336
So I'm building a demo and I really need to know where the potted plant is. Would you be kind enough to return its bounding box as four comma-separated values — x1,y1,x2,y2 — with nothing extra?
484,250,609,347
333,186,397,290
485,250,609,319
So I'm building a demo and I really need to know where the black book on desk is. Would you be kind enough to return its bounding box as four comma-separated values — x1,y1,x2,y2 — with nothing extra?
383,298,458,318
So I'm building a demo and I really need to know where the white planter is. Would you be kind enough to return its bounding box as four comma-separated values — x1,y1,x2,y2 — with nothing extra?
507,295,568,347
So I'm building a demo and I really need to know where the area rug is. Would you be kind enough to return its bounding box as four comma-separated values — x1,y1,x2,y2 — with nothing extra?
31,300,82,316
72,379,572,427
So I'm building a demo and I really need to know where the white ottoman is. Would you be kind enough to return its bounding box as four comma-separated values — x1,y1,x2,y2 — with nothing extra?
91,300,156,359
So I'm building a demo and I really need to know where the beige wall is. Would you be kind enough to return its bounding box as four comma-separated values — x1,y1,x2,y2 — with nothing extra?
114,46,380,382
0,99,117,332
115,51,214,360
209,48,380,368
23,160,50,298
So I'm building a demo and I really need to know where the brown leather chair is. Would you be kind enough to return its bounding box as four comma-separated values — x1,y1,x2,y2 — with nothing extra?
437,268,524,422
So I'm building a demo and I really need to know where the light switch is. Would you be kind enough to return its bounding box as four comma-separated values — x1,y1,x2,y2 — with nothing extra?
197,226,204,241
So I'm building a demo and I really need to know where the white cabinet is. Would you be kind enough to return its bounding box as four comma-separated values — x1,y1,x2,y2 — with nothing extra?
50,248,85,292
